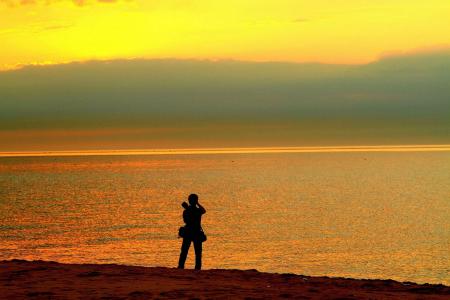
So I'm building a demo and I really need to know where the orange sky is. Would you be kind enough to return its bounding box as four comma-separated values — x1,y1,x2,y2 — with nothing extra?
1,0,450,70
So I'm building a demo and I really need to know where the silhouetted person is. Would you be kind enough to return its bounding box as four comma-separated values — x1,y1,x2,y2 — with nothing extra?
178,194,206,270
181,201,189,223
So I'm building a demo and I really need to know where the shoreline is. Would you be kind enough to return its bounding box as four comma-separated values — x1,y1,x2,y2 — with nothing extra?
1,260,449,299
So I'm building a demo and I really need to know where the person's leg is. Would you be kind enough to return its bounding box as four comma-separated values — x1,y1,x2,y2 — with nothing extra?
193,240,202,270
178,238,191,269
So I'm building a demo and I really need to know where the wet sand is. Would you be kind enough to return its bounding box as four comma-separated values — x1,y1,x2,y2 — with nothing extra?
1,260,449,299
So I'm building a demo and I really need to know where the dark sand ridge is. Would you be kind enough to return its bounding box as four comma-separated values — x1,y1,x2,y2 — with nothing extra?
1,260,449,299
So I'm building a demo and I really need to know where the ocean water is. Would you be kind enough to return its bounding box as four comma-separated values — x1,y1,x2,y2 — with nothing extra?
0,150,449,285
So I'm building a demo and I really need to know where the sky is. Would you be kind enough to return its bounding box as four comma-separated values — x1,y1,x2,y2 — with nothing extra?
1,0,450,69
0,0,449,151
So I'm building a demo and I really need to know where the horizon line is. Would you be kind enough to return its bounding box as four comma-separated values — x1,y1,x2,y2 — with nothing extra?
1,144,450,158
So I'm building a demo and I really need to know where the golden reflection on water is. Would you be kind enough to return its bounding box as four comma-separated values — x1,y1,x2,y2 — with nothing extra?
0,151,449,285
1,144,450,157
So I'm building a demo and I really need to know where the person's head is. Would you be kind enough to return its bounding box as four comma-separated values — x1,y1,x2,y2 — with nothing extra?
188,193,198,206
181,202,189,209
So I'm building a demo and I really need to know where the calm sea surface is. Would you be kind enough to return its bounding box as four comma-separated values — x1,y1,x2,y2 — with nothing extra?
0,151,449,284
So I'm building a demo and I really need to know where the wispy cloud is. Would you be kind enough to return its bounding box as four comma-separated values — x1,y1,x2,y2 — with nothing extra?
0,22,74,37
39,23,74,32
0,0,127,7
292,18,309,23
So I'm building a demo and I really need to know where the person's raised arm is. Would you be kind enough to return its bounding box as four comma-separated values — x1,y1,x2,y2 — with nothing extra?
197,202,206,214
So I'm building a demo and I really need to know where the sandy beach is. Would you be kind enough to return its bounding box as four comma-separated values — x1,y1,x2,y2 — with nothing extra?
1,260,448,299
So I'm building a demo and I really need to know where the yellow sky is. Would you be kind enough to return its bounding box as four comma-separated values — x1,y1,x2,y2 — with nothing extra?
1,0,449,70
